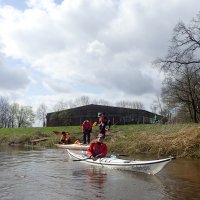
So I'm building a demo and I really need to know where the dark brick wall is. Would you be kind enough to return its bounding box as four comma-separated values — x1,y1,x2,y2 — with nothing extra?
46,104,157,126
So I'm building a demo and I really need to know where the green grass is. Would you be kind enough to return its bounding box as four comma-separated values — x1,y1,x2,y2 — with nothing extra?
0,123,199,159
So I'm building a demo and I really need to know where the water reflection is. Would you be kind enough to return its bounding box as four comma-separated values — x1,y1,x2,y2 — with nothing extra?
158,159,200,200
73,168,107,189
72,167,107,199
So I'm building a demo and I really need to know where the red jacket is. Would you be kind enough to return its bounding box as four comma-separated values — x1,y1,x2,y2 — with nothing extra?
87,142,108,158
98,115,107,126
99,115,104,123
82,121,92,133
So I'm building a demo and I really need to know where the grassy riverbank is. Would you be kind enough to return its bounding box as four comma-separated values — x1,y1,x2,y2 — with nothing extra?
0,123,199,159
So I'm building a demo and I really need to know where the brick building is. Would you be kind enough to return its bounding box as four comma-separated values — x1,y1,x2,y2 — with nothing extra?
46,104,158,127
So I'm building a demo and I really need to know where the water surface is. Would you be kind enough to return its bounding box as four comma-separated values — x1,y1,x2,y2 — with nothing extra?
0,146,199,200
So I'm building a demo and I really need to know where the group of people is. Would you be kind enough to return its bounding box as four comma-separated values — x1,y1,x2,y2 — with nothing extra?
59,112,111,159
82,112,109,159
82,112,111,144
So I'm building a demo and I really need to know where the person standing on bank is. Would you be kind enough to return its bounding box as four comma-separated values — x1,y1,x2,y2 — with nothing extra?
98,113,108,137
82,120,92,144
107,119,111,129
87,133,108,161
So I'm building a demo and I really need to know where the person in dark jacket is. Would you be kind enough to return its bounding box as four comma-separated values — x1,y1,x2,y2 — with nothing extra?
107,119,111,129
87,133,108,160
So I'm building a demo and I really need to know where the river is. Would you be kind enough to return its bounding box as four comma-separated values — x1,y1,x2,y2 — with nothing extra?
0,146,199,200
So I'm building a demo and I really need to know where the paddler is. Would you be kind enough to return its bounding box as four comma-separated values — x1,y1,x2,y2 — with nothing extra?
59,132,71,144
87,133,108,160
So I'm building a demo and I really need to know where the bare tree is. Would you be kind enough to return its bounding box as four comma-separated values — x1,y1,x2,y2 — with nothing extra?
161,64,200,122
115,100,129,108
115,100,144,109
155,12,200,123
53,100,68,112
74,96,90,107
0,96,10,128
156,13,200,69
151,96,163,114
95,99,111,106
150,104,158,113
36,104,47,127
131,101,144,109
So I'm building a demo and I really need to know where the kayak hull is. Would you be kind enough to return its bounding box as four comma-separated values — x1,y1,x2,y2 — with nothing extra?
67,149,174,175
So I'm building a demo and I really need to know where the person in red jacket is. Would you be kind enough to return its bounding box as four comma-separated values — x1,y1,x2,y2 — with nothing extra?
82,120,92,144
87,133,108,160
98,113,108,137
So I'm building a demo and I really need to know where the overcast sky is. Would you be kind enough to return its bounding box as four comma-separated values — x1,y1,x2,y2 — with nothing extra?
0,0,200,114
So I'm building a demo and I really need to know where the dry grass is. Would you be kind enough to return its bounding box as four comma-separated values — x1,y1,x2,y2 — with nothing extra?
107,124,200,159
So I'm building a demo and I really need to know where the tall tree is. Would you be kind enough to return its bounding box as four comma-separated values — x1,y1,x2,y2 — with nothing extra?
9,103,18,128
0,96,10,128
14,104,35,127
36,104,47,127
155,12,200,123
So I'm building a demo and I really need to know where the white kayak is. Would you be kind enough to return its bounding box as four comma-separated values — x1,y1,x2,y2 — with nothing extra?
67,149,174,175
55,144,89,150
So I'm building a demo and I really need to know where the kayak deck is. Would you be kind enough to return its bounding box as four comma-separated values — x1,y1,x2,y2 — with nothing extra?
55,144,89,150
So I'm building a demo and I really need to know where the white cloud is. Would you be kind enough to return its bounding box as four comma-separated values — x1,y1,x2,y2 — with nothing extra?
86,40,109,57
0,0,200,113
